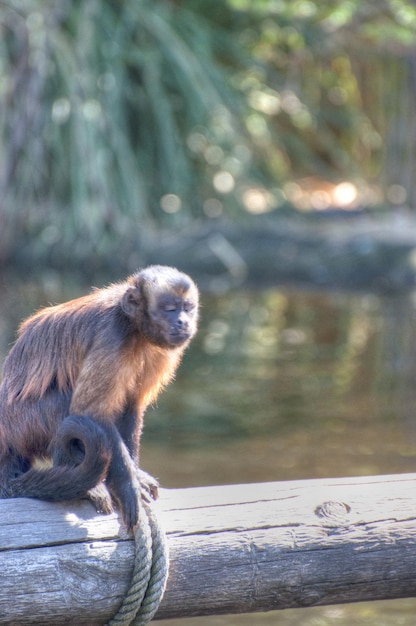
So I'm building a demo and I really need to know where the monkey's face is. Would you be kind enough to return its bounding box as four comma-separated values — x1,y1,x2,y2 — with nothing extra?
122,267,199,349
153,292,198,348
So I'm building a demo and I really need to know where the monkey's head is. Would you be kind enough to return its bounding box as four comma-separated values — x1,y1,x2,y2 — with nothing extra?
121,265,199,349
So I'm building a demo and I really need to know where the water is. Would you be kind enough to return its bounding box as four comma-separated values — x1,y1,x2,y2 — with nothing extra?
143,288,416,488
1,274,416,624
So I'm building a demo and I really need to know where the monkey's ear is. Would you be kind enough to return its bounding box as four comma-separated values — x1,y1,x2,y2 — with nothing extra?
121,287,141,319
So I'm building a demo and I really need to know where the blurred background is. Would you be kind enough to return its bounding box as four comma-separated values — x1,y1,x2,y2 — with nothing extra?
2,1,416,624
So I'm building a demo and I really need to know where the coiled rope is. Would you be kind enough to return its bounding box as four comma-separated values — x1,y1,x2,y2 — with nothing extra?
107,499,169,626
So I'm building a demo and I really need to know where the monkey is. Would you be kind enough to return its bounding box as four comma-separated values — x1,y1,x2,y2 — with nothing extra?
0,265,199,530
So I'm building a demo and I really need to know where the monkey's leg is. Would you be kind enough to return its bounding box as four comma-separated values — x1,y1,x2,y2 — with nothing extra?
0,455,30,497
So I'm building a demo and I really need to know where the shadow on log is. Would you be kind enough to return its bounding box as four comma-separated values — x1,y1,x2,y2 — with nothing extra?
1,473,416,624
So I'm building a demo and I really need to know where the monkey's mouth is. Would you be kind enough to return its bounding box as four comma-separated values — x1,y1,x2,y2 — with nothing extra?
168,331,190,346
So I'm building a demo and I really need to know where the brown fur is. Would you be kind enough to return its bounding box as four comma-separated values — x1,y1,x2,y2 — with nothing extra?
0,265,199,529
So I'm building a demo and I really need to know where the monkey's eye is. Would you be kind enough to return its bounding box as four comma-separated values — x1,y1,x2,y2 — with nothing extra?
183,301,194,313
162,303,177,312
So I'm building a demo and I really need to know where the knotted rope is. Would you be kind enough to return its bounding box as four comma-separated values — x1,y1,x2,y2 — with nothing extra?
107,499,169,626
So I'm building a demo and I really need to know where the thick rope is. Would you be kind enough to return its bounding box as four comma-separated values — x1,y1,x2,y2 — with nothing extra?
107,499,169,626
131,503,170,626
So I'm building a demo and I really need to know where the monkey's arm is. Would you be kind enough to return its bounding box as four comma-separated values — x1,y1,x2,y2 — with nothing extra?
117,400,159,501
97,421,141,528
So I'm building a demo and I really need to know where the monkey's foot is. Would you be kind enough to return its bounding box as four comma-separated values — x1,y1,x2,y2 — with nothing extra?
136,469,159,502
87,483,114,515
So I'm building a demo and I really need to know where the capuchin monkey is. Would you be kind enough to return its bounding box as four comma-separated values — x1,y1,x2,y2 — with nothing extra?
0,265,199,530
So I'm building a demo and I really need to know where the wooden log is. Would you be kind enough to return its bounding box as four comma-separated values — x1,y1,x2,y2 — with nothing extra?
1,473,416,624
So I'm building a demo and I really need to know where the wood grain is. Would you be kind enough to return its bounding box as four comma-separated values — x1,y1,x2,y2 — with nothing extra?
1,474,416,624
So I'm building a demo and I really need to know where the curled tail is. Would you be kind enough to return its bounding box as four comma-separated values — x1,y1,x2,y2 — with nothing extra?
9,415,112,502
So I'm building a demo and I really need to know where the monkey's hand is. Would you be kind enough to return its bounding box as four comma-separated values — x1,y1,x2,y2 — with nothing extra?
112,475,141,531
118,470,158,530
136,468,159,503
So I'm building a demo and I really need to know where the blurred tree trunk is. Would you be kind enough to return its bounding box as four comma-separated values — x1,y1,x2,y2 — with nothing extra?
383,54,416,210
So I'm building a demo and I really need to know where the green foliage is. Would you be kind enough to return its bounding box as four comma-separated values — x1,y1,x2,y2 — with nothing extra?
225,0,416,180
0,1,250,245
0,0,415,264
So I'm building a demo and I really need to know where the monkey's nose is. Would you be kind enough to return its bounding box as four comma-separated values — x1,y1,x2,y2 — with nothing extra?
176,315,188,329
